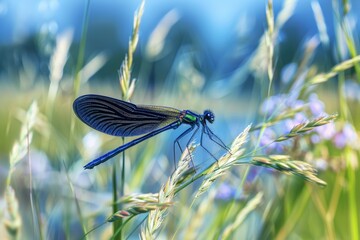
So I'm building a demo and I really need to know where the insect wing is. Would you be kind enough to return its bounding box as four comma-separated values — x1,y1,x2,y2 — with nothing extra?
73,94,180,136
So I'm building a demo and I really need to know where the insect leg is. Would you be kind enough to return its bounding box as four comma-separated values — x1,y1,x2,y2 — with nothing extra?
200,126,220,164
173,125,195,166
182,123,201,167
205,126,231,153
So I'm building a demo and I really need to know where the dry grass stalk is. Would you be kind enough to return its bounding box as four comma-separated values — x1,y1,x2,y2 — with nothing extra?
195,125,251,199
119,0,145,101
140,144,196,239
251,155,327,186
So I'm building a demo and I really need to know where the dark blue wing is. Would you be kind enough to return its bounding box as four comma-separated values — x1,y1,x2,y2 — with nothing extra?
73,94,181,136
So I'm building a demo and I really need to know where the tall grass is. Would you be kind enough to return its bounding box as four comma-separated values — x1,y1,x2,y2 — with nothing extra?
1,0,360,239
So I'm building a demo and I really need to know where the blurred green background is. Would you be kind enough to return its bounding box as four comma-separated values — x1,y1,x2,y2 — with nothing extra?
1,0,360,239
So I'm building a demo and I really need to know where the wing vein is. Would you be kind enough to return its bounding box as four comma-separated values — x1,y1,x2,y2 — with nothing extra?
73,94,181,136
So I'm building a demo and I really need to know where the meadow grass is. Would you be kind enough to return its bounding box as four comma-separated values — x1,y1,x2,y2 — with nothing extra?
1,0,360,239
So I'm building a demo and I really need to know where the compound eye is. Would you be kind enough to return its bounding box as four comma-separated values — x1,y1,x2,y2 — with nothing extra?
204,110,214,123
210,114,215,123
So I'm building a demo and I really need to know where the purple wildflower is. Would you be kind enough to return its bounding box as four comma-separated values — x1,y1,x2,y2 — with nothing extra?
283,112,308,133
311,122,336,144
261,95,285,115
261,94,305,117
259,128,276,146
333,123,358,149
308,93,325,117
290,99,305,109
247,166,268,182
215,183,237,201
260,128,284,153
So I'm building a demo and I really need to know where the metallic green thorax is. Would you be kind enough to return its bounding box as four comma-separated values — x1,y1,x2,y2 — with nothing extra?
182,112,197,123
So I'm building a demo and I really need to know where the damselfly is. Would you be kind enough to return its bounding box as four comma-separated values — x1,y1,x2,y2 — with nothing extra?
73,94,228,169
